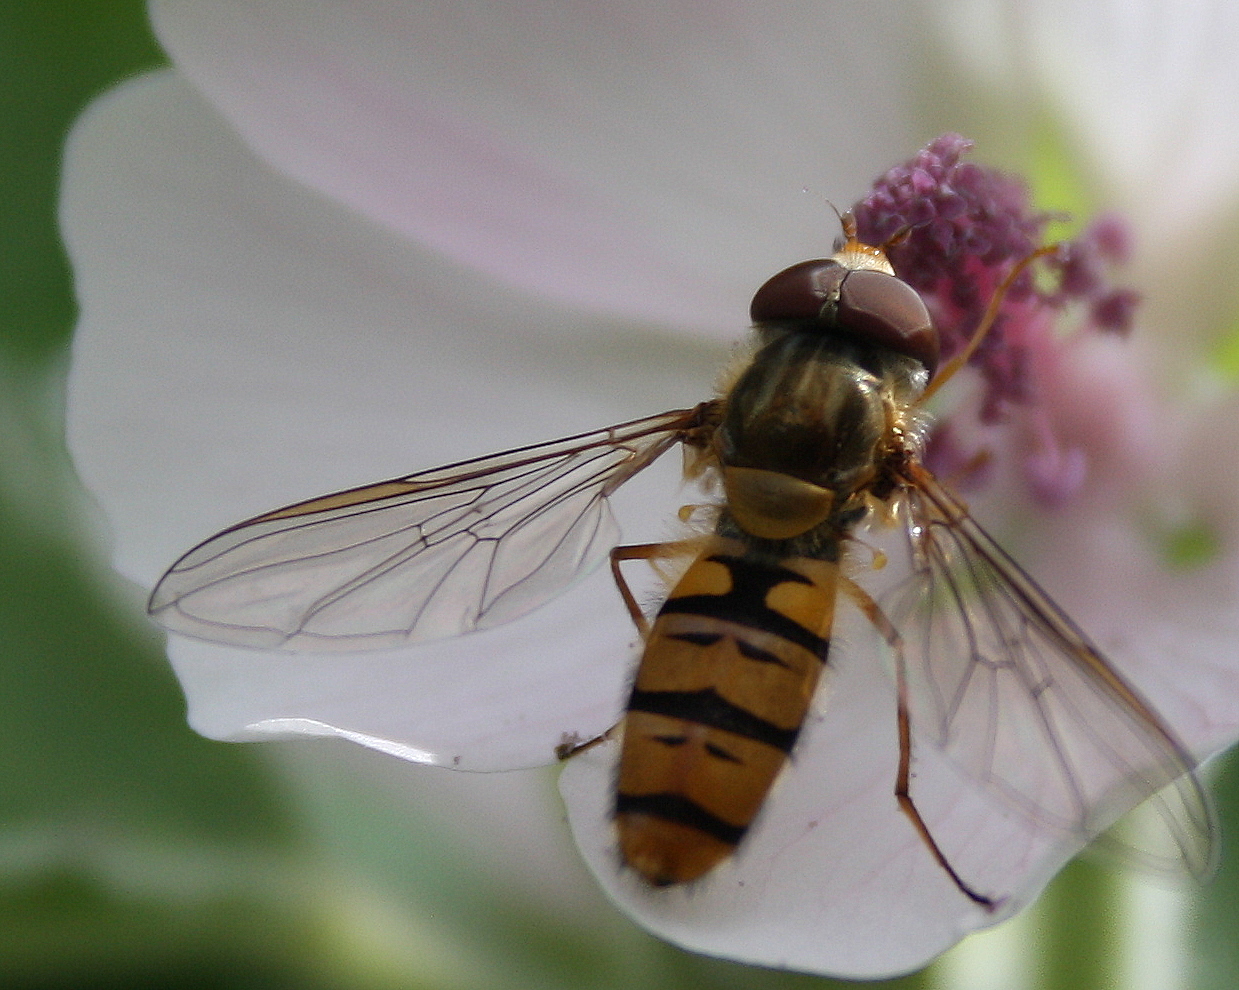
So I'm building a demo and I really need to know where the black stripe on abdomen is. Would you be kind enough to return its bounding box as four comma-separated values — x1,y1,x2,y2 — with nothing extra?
614,791,747,846
656,553,829,659
627,686,800,753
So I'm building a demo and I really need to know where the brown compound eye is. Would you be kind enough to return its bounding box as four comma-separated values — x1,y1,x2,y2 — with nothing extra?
749,259,845,325
750,260,939,376
836,269,938,377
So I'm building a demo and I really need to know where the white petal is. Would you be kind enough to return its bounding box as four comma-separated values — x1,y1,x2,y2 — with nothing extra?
149,0,923,334
922,0,1239,230
62,72,709,767
166,568,637,770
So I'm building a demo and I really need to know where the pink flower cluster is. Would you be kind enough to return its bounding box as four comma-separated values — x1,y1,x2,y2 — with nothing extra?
854,133,1138,425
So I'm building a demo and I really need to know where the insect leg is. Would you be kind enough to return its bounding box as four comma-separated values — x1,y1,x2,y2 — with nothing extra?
561,540,704,763
559,544,678,763
609,540,703,637
840,575,1000,909
556,727,618,761
919,243,1060,403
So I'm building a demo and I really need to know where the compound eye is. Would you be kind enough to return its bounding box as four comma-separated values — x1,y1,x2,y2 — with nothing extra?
836,269,938,376
749,260,845,325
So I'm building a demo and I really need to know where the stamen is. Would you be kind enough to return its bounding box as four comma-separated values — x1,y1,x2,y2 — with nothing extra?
850,134,1141,506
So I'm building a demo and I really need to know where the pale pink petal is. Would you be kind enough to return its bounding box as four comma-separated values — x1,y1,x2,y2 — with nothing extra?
922,0,1239,231
917,0,1239,391
149,0,923,335
64,72,704,767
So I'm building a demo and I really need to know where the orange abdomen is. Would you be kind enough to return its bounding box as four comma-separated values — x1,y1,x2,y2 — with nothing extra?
615,537,838,885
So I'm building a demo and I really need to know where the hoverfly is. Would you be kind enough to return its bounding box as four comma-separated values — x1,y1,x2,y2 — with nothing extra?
148,217,1214,905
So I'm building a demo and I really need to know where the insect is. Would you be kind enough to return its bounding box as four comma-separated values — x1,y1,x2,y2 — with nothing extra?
148,218,1214,905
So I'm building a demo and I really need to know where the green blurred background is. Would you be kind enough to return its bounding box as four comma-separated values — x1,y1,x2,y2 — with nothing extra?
3,4,1238,988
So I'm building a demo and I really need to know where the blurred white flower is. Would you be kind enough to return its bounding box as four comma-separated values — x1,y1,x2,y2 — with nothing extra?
63,0,1239,979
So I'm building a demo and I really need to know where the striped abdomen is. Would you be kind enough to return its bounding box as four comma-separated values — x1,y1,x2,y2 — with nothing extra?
615,537,838,885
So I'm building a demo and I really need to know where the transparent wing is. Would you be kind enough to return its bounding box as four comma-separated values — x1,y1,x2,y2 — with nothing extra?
879,461,1216,879
149,404,716,651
